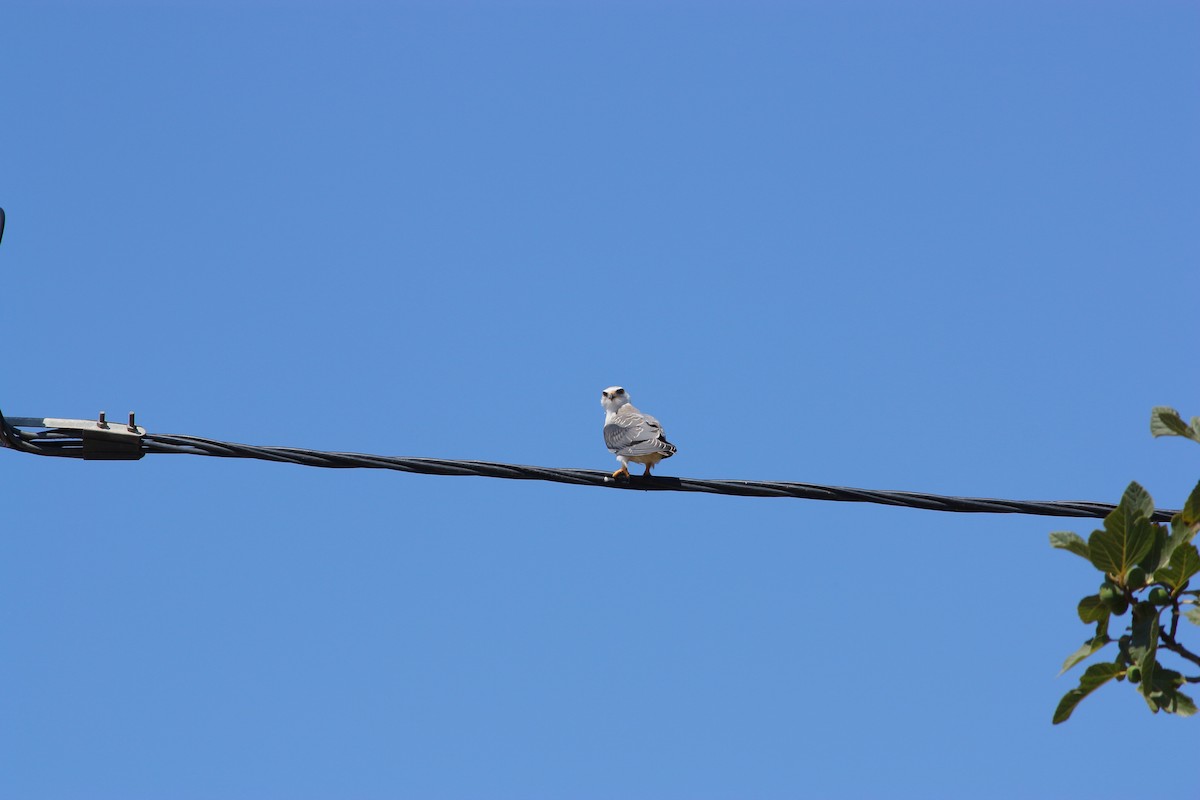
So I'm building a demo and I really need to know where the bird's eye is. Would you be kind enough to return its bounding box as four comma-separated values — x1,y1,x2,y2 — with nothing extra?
615,388,625,395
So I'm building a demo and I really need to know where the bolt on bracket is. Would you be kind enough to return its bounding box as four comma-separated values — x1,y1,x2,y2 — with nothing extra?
4,412,146,460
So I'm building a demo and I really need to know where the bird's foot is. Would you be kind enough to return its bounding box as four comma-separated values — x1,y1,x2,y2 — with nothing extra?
611,466,630,480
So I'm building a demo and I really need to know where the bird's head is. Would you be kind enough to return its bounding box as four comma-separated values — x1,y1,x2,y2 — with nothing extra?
600,386,630,412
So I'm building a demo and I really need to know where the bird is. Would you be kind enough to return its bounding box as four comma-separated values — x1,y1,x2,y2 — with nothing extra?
600,386,677,479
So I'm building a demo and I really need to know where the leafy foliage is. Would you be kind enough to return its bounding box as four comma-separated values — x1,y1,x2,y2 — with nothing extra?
1076,595,1109,624
1059,619,1111,675
1049,408,1200,723
1049,531,1090,560
1087,483,1156,578
1150,406,1200,444
1157,544,1200,591
1053,663,1123,724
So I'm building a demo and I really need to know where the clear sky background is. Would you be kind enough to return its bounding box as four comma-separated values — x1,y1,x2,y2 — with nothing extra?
3,2,1198,798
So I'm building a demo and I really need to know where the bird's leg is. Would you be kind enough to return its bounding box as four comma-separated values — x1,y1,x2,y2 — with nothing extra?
611,465,630,479
642,465,653,477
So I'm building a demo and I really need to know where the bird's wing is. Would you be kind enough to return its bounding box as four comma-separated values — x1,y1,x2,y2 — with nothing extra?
604,408,676,457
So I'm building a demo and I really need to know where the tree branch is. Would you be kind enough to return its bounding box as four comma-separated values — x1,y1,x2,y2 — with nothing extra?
1159,606,1200,681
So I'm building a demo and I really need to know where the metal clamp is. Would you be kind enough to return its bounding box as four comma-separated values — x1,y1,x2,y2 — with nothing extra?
4,411,146,460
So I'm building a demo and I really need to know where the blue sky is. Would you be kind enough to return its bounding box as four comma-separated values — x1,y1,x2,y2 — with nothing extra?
3,2,1198,798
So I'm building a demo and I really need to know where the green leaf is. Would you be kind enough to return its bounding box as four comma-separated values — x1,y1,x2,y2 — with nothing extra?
1053,662,1123,724
1150,406,1199,441
1059,621,1112,675
1077,595,1109,624
1089,483,1157,578
1129,603,1160,701
1123,481,1156,520
1150,665,1185,689
1129,602,1159,659
1050,531,1090,560
1171,689,1198,717
1161,513,1199,570
1183,480,1200,527
1138,525,1167,574
1185,606,1200,627
1141,667,1198,716
1157,543,1200,591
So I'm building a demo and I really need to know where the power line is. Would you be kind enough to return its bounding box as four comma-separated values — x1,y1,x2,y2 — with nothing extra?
0,409,1180,522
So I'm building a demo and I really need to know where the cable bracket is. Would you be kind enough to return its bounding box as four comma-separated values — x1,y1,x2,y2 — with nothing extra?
5,412,146,460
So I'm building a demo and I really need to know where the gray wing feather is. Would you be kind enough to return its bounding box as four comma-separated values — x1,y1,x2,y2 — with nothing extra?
604,408,676,457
